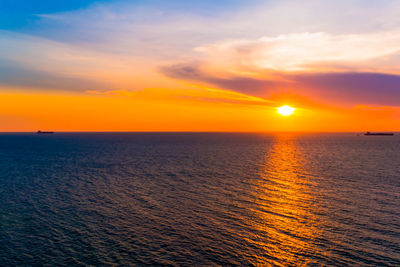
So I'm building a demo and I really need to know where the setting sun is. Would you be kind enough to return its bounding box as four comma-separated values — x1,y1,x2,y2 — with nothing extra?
277,105,296,116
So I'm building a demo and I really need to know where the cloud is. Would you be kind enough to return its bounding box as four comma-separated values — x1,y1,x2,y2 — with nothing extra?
160,62,400,106
0,31,160,92
1,0,400,109
25,0,400,60
195,31,400,72
0,59,114,91
160,63,282,96
87,85,271,107
292,72,400,106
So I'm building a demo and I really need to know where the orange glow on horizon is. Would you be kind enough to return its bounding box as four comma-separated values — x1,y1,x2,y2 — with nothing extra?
0,89,399,132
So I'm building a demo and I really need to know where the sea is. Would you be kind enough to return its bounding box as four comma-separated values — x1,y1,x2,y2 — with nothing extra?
0,132,399,266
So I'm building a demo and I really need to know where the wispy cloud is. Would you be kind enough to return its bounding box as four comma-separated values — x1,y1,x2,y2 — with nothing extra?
1,0,400,108
195,31,400,72
160,62,400,106
0,58,114,91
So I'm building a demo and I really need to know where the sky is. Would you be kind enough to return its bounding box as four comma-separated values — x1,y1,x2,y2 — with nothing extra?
1,0,400,132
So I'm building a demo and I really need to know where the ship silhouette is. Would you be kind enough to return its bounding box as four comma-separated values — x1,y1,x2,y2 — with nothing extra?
364,131,394,136
37,130,54,134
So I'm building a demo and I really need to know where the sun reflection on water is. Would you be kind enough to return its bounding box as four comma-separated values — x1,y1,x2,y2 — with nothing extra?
247,133,321,266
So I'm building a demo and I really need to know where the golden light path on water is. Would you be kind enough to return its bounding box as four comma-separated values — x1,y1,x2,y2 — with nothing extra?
247,134,323,265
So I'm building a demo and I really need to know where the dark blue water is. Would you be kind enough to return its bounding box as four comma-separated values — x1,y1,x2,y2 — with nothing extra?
1,133,399,266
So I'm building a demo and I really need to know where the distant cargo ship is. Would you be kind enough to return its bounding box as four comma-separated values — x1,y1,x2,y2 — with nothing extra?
37,130,54,134
364,131,394,136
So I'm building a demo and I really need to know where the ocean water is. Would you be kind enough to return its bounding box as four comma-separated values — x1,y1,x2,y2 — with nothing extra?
0,132,399,266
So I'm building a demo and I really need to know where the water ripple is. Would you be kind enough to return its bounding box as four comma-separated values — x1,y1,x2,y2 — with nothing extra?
0,133,399,265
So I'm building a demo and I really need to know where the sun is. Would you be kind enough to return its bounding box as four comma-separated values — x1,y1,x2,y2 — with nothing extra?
277,105,296,116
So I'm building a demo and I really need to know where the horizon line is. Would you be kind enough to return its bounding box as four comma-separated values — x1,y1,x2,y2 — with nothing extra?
0,130,398,134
